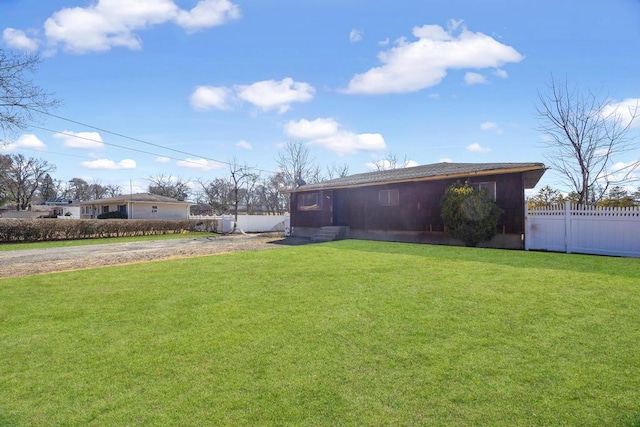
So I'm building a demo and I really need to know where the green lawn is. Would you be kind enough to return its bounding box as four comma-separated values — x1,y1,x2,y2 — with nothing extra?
1,240,638,426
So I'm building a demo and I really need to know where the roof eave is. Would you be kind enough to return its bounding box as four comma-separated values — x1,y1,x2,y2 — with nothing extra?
285,164,547,193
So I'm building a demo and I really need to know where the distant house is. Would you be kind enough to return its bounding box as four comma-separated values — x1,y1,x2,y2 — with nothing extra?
80,193,192,220
45,198,81,218
286,162,546,249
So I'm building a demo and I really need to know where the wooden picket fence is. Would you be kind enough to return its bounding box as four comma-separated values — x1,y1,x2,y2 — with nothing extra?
525,201,640,258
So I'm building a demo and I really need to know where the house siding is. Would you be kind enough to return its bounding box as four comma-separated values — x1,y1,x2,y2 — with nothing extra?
291,172,529,248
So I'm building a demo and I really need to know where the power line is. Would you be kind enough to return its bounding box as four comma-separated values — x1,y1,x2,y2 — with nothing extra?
29,124,227,170
28,108,277,174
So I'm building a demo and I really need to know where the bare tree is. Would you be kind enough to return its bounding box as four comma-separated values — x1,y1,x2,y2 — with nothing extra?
370,153,413,171
326,162,350,180
104,184,122,198
147,174,191,201
256,172,288,214
198,177,234,214
87,181,109,200
536,77,639,205
228,158,258,229
63,177,90,201
0,153,55,210
276,141,319,188
0,49,60,140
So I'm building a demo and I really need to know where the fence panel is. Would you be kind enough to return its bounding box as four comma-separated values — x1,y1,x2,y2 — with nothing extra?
526,202,640,258
525,204,567,252
189,214,288,233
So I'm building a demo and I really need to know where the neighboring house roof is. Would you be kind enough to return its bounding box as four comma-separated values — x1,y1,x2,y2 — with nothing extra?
287,162,546,193
45,198,80,205
80,193,192,205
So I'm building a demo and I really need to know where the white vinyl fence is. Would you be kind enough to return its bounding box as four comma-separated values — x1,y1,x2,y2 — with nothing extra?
190,214,289,234
525,202,640,258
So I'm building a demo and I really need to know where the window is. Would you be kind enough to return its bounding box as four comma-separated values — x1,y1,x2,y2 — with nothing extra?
298,192,322,211
102,205,109,213
117,205,127,214
379,189,399,206
151,205,158,213
472,182,496,201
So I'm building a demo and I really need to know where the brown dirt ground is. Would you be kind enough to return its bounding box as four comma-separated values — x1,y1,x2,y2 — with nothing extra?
0,233,312,278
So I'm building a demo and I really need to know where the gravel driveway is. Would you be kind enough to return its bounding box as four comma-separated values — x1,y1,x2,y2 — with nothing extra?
0,233,310,278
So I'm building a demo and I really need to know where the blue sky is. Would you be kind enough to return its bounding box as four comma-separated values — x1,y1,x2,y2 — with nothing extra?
1,0,639,196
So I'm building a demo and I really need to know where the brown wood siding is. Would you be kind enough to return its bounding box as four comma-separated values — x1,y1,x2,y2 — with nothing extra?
292,173,527,234
290,190,333,228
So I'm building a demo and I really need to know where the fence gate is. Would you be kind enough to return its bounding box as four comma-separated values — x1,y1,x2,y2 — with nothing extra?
525,202,640,258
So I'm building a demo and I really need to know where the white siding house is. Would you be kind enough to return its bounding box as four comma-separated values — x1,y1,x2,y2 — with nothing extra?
80,193,192,220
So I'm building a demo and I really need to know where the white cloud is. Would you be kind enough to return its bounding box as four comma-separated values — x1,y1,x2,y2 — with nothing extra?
494,69,508,79
174,0,240,32
480,121,502,134
2,28,39,51
235,78,315,114
284,118,339,139
350,29,363,43
236,140,252,150
16,0,240,54
284,117,386,155
81,158,136,170
605,160,640,183
176,157,225,171
602,98,640,129
467,142,491,153
378,38,390,46
439,157,453,163
156,156,171,163
1,134,47,151
189,86,233,111
54,131,104,149
343,22,523,94
464,72,487,85
191,77,315,114
313,132,386,155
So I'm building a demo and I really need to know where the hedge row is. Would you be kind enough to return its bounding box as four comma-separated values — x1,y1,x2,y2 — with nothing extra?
0,219,218,243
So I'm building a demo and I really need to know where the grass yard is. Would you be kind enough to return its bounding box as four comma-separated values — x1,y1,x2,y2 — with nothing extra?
1,240,639,426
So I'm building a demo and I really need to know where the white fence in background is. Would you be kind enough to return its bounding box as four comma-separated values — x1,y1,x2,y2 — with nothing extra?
525,202,640,258
190,214,289,234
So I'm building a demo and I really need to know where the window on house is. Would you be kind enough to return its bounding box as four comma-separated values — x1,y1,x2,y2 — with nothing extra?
379,189,399,206
117,205,127,214
152,206,158,213
102,205,109,213
297,192,322,211
472,182,497,201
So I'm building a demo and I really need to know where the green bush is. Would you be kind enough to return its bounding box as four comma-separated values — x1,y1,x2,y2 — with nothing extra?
0,219,218,243
440,181,503,247
97,211,128,219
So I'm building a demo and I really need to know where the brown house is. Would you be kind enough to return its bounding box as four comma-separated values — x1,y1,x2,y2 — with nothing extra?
286,162,546,249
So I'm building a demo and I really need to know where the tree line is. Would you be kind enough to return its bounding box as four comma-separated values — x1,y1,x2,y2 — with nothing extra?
528,185,640,209
0,142,348,215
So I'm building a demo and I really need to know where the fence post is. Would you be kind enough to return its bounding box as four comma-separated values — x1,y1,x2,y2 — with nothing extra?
524,203,530,251
564,200,572,254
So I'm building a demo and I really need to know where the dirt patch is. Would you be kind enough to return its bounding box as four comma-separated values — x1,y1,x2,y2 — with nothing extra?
0,233,312,278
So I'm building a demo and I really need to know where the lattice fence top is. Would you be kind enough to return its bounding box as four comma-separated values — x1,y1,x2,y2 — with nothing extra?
528,203,640,217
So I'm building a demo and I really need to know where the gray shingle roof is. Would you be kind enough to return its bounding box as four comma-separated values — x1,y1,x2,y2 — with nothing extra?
288,162,546,192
